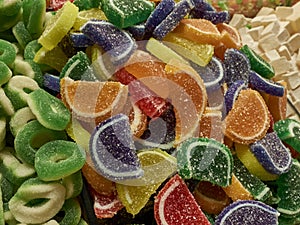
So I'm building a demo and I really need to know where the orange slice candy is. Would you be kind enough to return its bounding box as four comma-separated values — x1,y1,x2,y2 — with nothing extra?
223,89,270,144
172,18,221,46
60,77,128,125
193,181,231,215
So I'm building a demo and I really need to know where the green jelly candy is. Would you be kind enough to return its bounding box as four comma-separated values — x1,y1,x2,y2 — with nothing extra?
0,39,16,66
9,107,36,137
277,159,300,217
73,0,93,10
0,61,12,86
8,177,66,224
0,9,22,32
78,218,88,225
240,45,275,79
14,120,67,165
0,88,14,117
274,118,300,153
4,75,40,110
0,117,5,150
58,198,82,225
0,173,15,202
60,51,96,81
102,0,155,28
27,89,71,131
0,147,36,186
61,170,83,199
35,140,86,181
12,21,33,49
22,0,46,39
0,0,22,16
24,40,42,60
0,180,4,225
279,214,300,225
233,156,271,201
177,137,233,187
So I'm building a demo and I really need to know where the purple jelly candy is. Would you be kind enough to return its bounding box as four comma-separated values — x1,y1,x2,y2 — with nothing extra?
89,114,144,181
191,56,225,92
152,0,194,40
250,132,292,174
224,80,248,113
81,20,137,65
191,0,215,11
126,24,146,41
69,33,94,48
224,48,250,87
43,73,60,93
249,70,285,97
191,10,229,24
215,200,279,225
144,0,175,36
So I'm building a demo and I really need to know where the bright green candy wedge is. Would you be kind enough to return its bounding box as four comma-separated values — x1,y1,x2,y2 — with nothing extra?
101,0,155,28
177,137,233,187
277,159,300,217
233,156,271,201
240,45,275,79
163,33,214,67
27,89,71,131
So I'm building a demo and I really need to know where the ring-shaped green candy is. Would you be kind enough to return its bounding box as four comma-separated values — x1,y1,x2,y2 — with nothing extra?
59,198,82,225
0,61,12,86
0,88,14,117
8,177,66,224
35,140,86,181
0,147,35,186
0,117,5,150
12,21,33,49
0,0,22,16
61,170,83,199
24,40,42,60
9,107,36,137
0,173,15,202
14,120,67,165
0,9,22,32
27,89,71,131
0,39,16,66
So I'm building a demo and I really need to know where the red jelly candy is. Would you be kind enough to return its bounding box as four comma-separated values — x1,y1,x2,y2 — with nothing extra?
115,68,168,118
154,174,211,225
47,0,74,11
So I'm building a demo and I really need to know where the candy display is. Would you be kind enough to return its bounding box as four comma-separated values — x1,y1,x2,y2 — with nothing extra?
0,0,299,224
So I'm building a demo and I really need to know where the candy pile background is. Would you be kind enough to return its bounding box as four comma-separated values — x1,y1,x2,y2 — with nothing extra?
0,0,300,224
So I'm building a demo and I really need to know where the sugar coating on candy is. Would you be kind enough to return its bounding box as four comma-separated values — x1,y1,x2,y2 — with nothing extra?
224,48,250,87
153,0,194,40
249,70,285,97
154,174,211,225
69,33,94,48
0,39,16,66
58,198,82,225
43,73,60,93
144,0,175,35
176,137,233,187
126,24,146,41
250,132,292,175
101,0,155,28
277,159,300,216
191,56,225,91
81,20,137,65
0,61,12,86
61,170,83,199
224,80,247,113
215,200,279,225
89,114,143,182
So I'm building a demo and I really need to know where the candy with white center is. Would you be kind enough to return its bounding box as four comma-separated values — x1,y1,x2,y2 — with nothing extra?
224,80,248,113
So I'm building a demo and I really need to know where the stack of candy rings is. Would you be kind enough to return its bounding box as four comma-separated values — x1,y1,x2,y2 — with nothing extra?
0,0,299,224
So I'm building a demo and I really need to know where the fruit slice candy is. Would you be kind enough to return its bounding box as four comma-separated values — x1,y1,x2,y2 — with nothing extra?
154,174,211,225
223,89,270,144
89,114,144,182
101,0,155,28
177,137,233,187
274,118,300,153
224,80,247,113
277,159,300,217
223,48,250,87
250,132,292,175
215,200,279,225
81,20,136,65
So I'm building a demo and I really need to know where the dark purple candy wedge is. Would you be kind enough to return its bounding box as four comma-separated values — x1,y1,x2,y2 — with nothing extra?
250,132,292,175
43,73,60,93
249,70,285,97
126,24,146,41
81,20,137,65
191,0,215,11
224,48,250,87
215,200,279,225
152,0,194,40
191,10,230,24
191,56,225,92
224,80,248,113
89,114,144,182
144,0,175,36
69,33,94,48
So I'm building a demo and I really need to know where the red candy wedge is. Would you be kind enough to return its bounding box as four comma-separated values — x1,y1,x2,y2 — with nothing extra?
46,0,74,10
154,174,211,225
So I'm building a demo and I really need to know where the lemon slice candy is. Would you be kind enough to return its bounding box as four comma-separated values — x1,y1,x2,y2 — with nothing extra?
38,2,79,50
